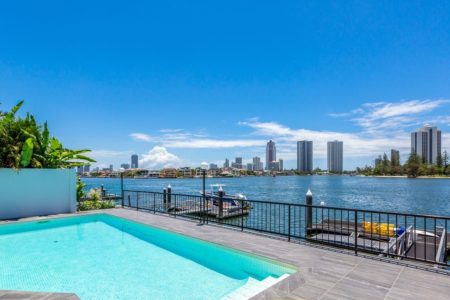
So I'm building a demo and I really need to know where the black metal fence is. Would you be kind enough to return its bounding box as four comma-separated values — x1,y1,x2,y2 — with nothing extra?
122,189,449,267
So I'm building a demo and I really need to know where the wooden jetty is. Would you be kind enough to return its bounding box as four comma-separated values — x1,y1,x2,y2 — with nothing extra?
167,200,250,219
310,219,449,264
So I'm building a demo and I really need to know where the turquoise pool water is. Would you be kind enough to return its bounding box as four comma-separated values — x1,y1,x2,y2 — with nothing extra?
0,214,295,299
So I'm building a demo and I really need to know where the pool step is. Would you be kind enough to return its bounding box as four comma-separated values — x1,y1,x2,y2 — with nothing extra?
222,274,289,300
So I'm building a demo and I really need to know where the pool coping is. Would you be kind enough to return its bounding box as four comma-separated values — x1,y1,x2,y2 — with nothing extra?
1,209,450,299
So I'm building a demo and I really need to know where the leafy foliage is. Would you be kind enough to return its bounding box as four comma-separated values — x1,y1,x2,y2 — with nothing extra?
77,188,115,211
405,153,421,178
78,200,115,211
0,101,95,169
77,177,86,201
358,152,449,178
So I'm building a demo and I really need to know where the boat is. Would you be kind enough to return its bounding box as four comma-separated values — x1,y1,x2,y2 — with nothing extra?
200,184,251,210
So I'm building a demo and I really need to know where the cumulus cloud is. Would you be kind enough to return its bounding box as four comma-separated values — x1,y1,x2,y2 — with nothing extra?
139,146,181,169
239,120,410,158
330,99,450,134
130,133,153,142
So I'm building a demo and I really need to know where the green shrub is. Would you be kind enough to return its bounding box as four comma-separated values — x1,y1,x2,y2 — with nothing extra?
78,200,115,211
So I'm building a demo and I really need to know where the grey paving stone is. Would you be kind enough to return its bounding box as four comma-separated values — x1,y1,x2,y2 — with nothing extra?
320,277,389,300
291,283,328,300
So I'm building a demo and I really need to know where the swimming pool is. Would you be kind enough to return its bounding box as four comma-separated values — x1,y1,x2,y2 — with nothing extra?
0,214,295,299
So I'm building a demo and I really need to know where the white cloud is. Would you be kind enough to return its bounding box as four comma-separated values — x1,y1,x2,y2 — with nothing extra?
424,116,450,126
239,120,410,158
159,128,184,133
329,99,449,135
130,133,153,142
130,129,264,149
443,134,450,152
139,146,181,169
367,100,448,119
90,150,133,159
162,138,265,149
351,99,449,134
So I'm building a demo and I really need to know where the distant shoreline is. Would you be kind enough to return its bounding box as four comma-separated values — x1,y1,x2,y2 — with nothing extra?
82,174,450,180
367,175,450,179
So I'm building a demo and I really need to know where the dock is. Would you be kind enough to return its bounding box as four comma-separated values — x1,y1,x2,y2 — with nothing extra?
165,200,250,219
310,218,449,264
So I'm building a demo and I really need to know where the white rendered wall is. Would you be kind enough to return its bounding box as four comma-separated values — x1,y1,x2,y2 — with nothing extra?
0,168,76,220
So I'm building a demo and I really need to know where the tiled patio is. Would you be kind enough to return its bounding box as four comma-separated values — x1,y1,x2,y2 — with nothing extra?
105,208,450,300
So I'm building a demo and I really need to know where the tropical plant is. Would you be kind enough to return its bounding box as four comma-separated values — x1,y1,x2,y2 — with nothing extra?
0,101,95,169
76,177,86,201
77,188,115,211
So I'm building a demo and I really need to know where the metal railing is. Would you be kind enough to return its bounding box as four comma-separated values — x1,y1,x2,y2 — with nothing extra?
122,189,449,267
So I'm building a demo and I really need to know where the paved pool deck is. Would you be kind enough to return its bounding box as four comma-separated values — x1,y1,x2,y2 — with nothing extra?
105,208,450,300
0,208,449,300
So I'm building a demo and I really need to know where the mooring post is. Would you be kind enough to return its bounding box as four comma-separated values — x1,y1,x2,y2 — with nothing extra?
218,186,224,219
306,189,313,235
167,184,172,208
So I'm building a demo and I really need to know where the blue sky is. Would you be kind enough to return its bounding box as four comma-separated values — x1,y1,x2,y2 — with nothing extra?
1,1,450,170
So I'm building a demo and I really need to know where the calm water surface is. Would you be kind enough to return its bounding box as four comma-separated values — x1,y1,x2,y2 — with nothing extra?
82,176,450,216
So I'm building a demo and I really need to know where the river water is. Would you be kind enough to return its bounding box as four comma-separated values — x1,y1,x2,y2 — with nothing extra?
82,176,450,216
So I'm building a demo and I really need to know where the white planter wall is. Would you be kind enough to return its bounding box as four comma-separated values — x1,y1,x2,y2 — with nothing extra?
0,168,76,220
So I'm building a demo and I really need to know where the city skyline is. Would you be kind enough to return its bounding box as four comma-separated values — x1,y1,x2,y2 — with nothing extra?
107,128,446,172
1,2,450,170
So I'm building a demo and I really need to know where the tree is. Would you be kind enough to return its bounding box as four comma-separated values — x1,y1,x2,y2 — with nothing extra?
381,153,390,174
436,153,443,168
0,101,95,169
405,153,421,178
443,151,449,168
445,165,450,176
435,153,444,175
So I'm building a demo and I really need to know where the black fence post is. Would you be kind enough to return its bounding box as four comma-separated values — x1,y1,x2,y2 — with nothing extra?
218,187,224,219
241,200,244,232
127,195,131,207
136,192,139,211
354,210,358,255
120,173,124,208
163,188,167,210
306,189,313,235
288,204,291,241
202,169,206,224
